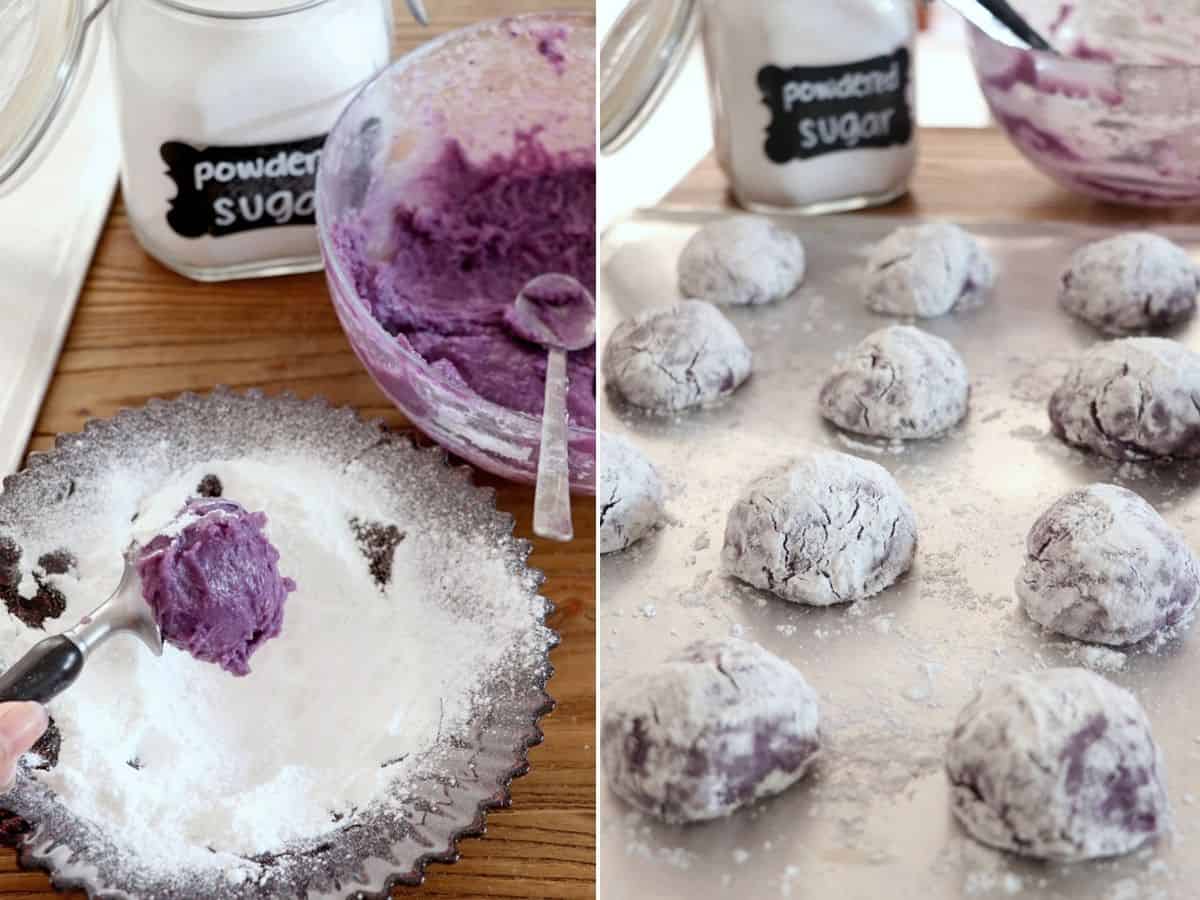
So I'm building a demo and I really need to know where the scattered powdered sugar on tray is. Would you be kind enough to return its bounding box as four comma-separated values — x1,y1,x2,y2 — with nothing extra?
0,391,554,898
598,215,1200,899
1066,644,1128,673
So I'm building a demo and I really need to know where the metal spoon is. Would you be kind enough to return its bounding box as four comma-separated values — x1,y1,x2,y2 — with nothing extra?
405,0,429,26
509,274,596,543
941,0,1055,52
0,556,162,704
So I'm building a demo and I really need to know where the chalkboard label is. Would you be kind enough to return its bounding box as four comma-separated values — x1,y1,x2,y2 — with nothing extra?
757,48,912,165
160,135,326,239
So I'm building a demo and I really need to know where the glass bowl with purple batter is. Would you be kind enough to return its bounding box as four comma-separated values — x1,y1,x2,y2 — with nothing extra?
969,1,1200,206
317,12,596,491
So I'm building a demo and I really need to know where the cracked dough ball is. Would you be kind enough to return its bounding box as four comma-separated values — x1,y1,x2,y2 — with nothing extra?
946,667,1169,862
1016,484,1199,646
1049,337,1200,460
722,451,917,606
677,216,806,306
602,300,753,413
864,223,995,318
598,433,664,555
1060,232,1199,335
819,325,969,439
601,638,820,823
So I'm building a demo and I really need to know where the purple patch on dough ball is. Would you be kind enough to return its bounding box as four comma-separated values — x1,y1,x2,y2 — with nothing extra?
602,301,752,414
1049,339,1200,460
601,638,820,824
946,669,1168,862
1018,483,1200,646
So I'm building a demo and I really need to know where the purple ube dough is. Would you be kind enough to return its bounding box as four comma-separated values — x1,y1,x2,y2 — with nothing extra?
1049,337,1200,461
331,135,597,428
601,638,820,824
1016,484,1200,646
136,499,296,677
946,668,1169,862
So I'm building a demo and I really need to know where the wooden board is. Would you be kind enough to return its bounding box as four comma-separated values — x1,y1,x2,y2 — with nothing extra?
666,128,1200,226
1,2,595,899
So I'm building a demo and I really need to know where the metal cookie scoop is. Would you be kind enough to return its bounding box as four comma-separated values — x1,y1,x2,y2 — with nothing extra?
0,556,161,704
510,273,596,543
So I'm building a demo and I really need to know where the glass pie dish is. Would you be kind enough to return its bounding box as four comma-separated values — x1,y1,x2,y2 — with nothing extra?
0,389,558,898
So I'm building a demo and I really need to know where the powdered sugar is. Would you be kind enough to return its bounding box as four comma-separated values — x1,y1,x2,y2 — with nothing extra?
1016,483,1200,646
677,217,807,307
946,669,1168,862
1058,233,1199,335
699,0,915,212
1069,644,1129,673
0,392,553,897
598,215,1200,899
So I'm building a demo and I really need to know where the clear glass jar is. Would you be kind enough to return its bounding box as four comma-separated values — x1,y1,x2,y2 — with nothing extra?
0,0,414,281
701,0,917,214
600,0,918,215
108,0,391,281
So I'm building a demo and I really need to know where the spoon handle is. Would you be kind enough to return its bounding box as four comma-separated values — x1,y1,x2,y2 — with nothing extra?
979,0,1054,51
533,347,574,542
0,636,84,704
405,0,429,26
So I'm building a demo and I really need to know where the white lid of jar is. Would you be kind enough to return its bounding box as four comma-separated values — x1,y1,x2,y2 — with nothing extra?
599,0,698,155
0,0,100,197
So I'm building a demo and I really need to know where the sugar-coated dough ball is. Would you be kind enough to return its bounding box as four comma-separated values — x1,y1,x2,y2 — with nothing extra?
598,432,664,555
722,451,917,606
1016,484,1199,646
946,668,1169,862
864,223,995,318
603,300,752,413
601,638,820,823
1049,337,1200,460
819,325,969,439
677,216,806,306
1060,232,1199,334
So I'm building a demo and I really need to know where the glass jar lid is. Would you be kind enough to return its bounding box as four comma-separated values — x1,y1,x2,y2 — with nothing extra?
599,0,698,154
0,0,100,196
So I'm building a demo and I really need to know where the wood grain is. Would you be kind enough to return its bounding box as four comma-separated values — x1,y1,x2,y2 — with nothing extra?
666,128,1200,226
2,2,594,899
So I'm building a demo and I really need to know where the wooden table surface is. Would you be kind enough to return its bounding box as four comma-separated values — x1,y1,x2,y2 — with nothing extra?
0,3,594,899
12,42,1200,899
667,128,1200,227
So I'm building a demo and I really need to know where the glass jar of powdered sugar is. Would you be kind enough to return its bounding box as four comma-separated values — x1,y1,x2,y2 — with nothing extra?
0,0,413,281
600,0,917,214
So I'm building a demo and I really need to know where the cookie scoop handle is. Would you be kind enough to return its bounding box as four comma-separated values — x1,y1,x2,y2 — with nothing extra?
0,636,84,704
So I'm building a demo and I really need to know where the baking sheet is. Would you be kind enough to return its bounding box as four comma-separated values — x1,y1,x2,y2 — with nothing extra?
597,210,1200,900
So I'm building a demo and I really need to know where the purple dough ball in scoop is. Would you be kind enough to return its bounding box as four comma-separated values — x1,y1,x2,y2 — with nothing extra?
135,498,296,676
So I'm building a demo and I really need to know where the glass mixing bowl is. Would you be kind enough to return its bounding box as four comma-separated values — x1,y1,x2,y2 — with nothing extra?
316,12,596,491
969,18,1200,206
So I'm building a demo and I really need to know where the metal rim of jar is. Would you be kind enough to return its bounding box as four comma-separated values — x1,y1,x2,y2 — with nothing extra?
144,0,427,22
599,0,698,155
